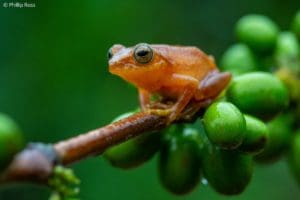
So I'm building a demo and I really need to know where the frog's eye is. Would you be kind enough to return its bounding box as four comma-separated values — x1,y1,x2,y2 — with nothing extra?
107,48,113,60
133,43,153,64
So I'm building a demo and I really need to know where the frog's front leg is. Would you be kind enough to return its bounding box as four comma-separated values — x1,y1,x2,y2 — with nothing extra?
138,88,151,111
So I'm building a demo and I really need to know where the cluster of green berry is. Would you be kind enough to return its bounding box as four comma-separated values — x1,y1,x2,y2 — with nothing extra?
221,12,300,174
103,11,300,196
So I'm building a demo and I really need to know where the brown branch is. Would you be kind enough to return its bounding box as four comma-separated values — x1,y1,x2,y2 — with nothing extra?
54,112,167,165
0,112,168,184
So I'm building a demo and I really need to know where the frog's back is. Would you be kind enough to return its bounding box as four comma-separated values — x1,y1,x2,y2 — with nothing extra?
152,45,217,80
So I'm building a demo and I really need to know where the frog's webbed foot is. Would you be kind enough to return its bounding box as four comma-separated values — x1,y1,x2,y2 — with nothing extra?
145,107,180,125
145,101,174,118
146,98,213,124
142,101,178,125
145,108,173,117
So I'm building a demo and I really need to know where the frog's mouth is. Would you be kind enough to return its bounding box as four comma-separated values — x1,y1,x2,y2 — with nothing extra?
109,63,147,80
109,63,164,92
109,62,138,76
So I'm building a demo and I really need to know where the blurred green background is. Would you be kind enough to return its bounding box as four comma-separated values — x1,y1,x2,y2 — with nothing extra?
0,0,300,199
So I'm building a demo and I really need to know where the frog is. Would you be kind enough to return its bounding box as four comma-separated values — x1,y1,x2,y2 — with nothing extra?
108,43,231,123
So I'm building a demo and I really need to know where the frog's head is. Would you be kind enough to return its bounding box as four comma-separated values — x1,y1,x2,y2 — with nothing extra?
108,43,170,91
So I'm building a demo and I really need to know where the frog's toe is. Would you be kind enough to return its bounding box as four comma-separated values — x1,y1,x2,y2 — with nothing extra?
146,108,181,125
146,108,172,117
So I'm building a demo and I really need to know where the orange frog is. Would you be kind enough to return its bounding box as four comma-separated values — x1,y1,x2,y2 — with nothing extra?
108,43,231,123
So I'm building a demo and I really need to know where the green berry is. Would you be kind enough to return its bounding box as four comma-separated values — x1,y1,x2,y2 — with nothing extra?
203,102,246,149
202,147,253,195
238,115,268,155
236,14,279,53
288,130,300,185
220,43,258,75
159,125,202,195
0,113,24,170
291,10,300,39
103,111,161,169
275,31,299,66
226,72,289,119
255,113,293,163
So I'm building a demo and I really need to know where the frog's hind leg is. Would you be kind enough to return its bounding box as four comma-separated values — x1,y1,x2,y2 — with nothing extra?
195,70,231,100
178,71,231,121
179,99,212,121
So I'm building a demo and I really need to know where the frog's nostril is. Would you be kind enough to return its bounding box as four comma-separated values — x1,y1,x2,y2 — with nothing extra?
108,44,125,60
107,48,113,60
